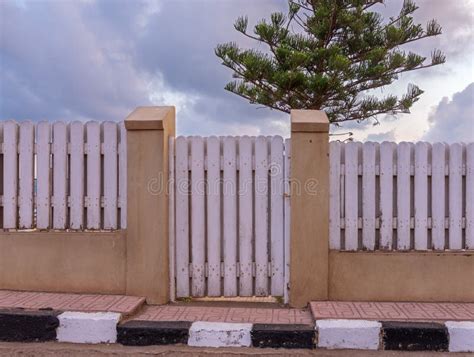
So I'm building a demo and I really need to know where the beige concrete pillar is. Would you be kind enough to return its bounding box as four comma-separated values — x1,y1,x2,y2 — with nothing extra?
289,110,330,307
125,106,175,304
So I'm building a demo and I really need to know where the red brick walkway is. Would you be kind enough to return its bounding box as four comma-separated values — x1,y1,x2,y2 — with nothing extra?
129,305,314,324
1,290,473,323
310,301,474,321
0,290,144,316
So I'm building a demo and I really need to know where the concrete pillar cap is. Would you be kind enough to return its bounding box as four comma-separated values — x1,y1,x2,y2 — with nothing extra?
291,110,329,133
125,106,175,131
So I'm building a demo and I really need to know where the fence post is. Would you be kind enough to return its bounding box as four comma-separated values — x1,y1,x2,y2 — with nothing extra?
289,110,330,307
125,106,175,304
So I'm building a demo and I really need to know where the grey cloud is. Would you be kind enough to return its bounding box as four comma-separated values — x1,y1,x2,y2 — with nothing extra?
366,129,397,142
422,82,474,143
0,0,472,136
0,0,154,121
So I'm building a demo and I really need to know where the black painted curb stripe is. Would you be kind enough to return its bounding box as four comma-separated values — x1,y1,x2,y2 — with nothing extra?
0,309,60,342
117,320,192,346
251,323,316,349
381,321,449,351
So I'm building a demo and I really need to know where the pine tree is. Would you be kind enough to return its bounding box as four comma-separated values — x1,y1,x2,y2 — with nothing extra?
215,0,445,124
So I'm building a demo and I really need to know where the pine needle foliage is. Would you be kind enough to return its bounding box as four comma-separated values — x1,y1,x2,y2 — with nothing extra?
215,0,445,124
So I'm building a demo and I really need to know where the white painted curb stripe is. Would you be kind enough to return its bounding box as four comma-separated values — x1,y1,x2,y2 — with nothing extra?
316,319,381,350
188,321,252,347
57,312,121,344
446,321,474,352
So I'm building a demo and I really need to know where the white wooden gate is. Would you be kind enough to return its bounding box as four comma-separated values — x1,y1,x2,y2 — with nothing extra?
169,136,291,301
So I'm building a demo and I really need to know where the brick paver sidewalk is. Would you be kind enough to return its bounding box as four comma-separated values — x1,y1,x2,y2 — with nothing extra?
310,301,474,321
0,290,144,316
1,290,473,323
128,304,314,324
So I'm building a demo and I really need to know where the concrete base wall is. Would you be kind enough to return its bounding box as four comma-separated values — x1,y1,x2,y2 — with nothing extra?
329,251,474,302
0,231,126,295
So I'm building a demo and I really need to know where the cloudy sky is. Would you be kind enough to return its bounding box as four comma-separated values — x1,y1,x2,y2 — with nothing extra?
0,0,473,142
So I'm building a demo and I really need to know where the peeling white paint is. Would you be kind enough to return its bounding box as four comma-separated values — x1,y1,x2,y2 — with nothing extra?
188,321,252,347
446,321,474,352
316,319,381,350
57,311,121,344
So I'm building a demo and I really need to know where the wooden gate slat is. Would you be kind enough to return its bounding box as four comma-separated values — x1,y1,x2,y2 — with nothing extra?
223,136,237,296
270,136,284,296
191,136,205,296
283,138,291,303
175,136,190,297
238,136,253,296
168,136,176,301
206,136,221,296
254,136,269,295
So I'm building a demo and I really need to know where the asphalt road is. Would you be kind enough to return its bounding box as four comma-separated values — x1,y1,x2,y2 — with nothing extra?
0,343,470,357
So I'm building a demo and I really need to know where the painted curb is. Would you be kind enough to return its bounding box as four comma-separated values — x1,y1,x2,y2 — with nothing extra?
381,321,448,351
0,309,471,351
57,311,121,344
188,321,253,347
251,323,316,349
316,319,381,350
446,321,474,352
117,320,192,346
0,309,59,342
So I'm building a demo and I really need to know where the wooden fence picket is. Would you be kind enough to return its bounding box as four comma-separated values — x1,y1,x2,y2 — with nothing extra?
431,142,446,250
3,121,18,229
86,122,101,229
329,141,341,249
0,120,124,231
103,122,118,230
466,143,474,249
330,140,472,252
449,143,463,249
69,121,84,230
397,142,412,250
362,141,376,250
344,141,359,250
414,142,429,250
52,122,67,229
18,121,34,229
379,141,395,250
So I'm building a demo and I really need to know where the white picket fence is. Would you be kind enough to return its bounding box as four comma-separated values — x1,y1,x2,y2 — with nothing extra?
0,120,127,230
169,136,291,300
329,141,474,251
